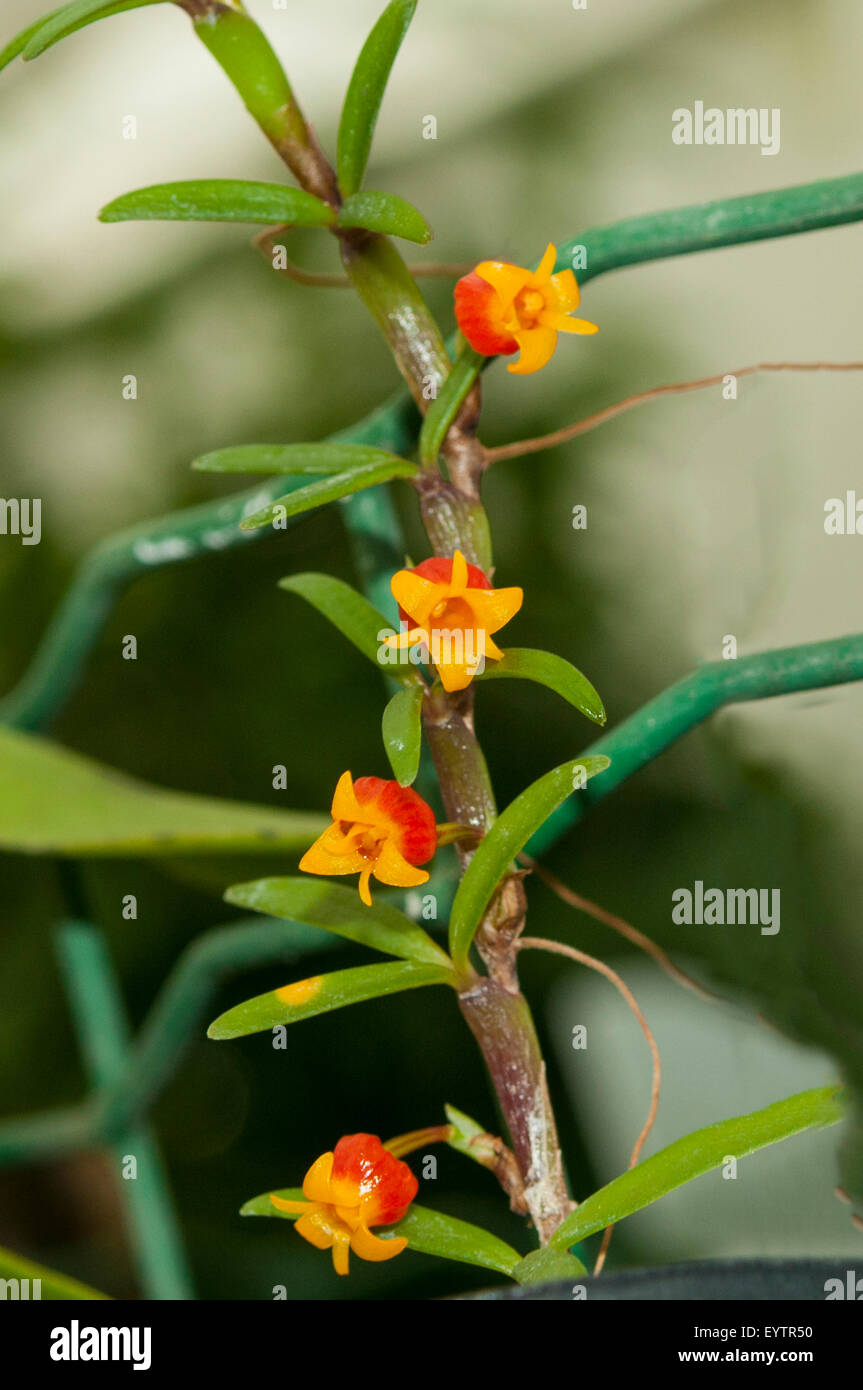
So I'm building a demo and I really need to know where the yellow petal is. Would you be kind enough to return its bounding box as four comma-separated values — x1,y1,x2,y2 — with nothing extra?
269,1194,311,1215
358,865,374,907
450,549,469,594
538,309,598,335
302,1151,335,1205
546,268,580,311
390,569,443,625
350,1225,408,1264
330,770,365,823
295,1211,335,1252
334,1203,363,1231
437,659,475,692
507,326,558,375
483,634,505,661
383,626,428,650
466,586,524,633
474,259,531,306
331,1234,351,1276
374,838,430,890
530,242,558,285
299,838,366,878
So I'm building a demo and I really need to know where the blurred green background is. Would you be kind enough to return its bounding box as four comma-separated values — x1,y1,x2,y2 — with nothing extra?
0,0,862,1298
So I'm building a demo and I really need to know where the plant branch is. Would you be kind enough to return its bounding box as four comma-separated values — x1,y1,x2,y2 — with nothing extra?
483,361,863,465
518,936,662,1271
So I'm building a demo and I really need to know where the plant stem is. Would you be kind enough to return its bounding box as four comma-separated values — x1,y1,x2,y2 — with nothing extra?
263,110,574,1238
339,234,450,409
456,979,571,1243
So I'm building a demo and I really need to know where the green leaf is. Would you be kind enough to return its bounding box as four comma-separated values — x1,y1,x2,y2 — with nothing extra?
193,442,410,477
239,456,419,530
279,572,422,687
0,1243,110,1300
513,1246,587,1284
208,959,453,1039
381,685,423,785
550,1085,844,1250
444,1102,487,1153
99,180,336,227
243,1190,521,1277
382,1205,521,1276
224,877,451,969
338,190,432,244
4,1,163,70
443,1102,502,1171
476,648,606,726
1,9,59,72
0,725,327,857
418,343,484,467
448,755,611,965
337,0,418,197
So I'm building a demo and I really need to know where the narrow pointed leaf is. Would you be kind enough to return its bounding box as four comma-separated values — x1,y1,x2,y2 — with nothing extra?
11,0,163,67
337,0,418,197
448,755,611,965
99,180,336,227
2,11,60,72
418,344,484,466
193,442,409,477
224,877,451,968
382,685,423,785
239,457,419,530
550,1085,844,1250
0,726,327,857
208,959,453,1039
477,649,606,726
381,1205,521,1276
513,1246,587,1284
0,1244,109,1300
338,190,432,244
242,1191,521,1277
279,572,422,687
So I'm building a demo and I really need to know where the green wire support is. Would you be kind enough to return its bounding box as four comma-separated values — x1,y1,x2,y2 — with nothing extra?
4,170,863,733
0,633,860,1180
527,631,863,856
53,921,194,1300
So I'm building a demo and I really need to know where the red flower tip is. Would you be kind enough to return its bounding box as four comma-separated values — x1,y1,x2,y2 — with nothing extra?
332,1133,419,1226
351,777,438,867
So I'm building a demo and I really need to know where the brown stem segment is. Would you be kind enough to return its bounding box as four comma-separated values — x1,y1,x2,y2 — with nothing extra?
457,979,571,1244
422,686,571,1241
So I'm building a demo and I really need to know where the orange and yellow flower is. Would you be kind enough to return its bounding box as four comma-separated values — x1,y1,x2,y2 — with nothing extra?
299,771,437,906
387,550,522,692
271,1133,418,1276
454,242,597,374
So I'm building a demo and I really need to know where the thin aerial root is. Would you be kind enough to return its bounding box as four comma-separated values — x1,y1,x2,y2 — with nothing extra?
519,853,717,1002
484,361,863,465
